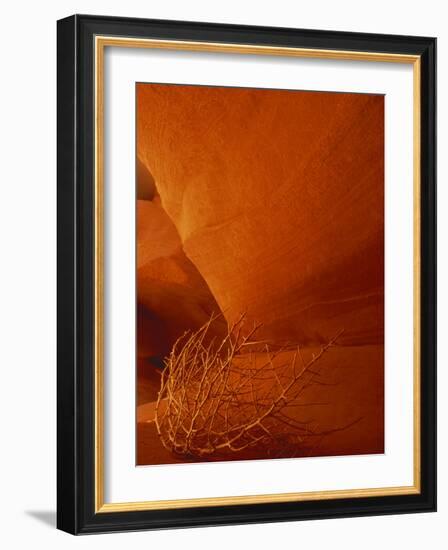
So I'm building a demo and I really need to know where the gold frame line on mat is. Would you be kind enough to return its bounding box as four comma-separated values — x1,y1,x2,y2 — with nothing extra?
94,35,421,513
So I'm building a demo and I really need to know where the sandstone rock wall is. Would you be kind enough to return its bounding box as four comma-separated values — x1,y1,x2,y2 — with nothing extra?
137,84,384,347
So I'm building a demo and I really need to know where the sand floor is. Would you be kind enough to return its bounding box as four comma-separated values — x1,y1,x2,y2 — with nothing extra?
136,344,384,466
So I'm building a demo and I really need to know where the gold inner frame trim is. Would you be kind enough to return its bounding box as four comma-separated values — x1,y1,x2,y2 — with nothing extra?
94,35,421,513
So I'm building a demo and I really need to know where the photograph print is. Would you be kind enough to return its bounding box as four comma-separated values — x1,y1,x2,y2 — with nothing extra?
135,83,384,466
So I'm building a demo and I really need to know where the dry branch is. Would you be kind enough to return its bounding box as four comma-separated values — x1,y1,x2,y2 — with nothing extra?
154,314,343,459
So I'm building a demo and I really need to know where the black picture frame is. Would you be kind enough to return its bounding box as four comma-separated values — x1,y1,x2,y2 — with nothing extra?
57,14,436,534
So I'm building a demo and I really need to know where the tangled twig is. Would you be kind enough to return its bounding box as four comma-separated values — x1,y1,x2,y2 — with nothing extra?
154,314,343,458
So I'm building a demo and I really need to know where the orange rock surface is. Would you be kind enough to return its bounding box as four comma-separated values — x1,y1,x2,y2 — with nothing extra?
136,197,226,362
137,345,384,465
137,84,384,346
136,83,384,464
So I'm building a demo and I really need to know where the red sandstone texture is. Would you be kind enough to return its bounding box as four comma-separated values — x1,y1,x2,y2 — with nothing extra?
135,83,384,465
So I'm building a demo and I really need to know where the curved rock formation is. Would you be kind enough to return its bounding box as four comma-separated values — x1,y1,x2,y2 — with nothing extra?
137,197,226,362
137,84,384,346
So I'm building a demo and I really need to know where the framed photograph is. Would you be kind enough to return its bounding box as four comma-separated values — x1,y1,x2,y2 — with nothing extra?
57,14,436,534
